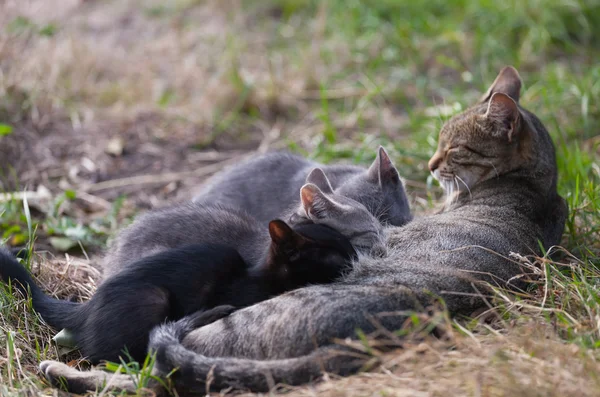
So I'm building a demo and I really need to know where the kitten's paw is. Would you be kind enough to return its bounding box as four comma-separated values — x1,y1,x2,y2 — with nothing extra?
186,305,237,329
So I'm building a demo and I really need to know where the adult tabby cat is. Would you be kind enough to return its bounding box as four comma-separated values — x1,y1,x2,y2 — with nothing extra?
40,66,568,394
193,146,412,227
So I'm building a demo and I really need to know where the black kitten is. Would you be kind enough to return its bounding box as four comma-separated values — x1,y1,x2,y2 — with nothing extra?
0,221,356,363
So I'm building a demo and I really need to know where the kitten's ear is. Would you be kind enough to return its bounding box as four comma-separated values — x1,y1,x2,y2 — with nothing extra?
300,183,344,220
485,92,521,142
481,66,522,103
268,220,297,245
367,146,401,188
305,168,334,194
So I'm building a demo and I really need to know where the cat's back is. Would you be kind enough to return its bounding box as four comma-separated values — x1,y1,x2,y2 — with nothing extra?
195,151,312,200
102,203,264,277
193,151,367,224
119,244,249,304
123,202,263,244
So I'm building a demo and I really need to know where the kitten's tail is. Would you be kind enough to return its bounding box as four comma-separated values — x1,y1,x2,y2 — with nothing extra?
0,248,81,330
149,319,372,393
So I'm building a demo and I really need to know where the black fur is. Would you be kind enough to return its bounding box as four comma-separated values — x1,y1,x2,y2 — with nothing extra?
10,246,29,259
0,223,356,364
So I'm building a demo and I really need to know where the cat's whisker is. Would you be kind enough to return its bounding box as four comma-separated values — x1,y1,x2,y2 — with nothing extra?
371,201,383,217
455,175,472,200
453,177,461,204
375,202,392,222
485,160,500,179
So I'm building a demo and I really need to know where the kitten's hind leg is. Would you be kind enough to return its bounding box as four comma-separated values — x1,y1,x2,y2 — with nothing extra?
81,283,171,364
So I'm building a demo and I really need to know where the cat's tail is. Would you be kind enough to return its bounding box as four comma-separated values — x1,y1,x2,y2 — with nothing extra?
148,318,372,393
0,248,81,330
41,343,368,395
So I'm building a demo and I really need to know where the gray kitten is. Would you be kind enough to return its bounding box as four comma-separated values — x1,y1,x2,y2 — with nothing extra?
40,66,567,394
193,146,412,227
102,168,384,277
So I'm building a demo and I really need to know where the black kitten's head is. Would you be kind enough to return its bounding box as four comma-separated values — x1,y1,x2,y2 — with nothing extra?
265,220,357,291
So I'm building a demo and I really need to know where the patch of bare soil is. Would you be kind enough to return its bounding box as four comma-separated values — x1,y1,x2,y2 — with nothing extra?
0,111,263,208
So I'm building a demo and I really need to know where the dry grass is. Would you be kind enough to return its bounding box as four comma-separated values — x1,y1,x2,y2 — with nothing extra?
282,332,600,397
1,0,599,396
5,252,600,397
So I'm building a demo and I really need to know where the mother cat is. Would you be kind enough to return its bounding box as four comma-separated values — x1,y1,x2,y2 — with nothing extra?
41,67,567,394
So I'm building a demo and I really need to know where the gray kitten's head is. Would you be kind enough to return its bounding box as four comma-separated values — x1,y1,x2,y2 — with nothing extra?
289,169,385,255
336,147,412,227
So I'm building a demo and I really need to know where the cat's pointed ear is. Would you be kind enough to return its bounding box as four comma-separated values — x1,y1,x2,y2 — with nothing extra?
300,183,344,220
481,66,522,103
367,146,401,188
305,168,334,194
268,220,297,245
485,92,521,142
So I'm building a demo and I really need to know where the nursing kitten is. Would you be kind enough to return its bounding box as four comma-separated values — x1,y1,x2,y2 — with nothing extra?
194,147,412,227
103,169,384,277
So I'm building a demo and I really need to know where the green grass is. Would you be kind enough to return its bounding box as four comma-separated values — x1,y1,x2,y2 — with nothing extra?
0,0,599,395
1,191,124,254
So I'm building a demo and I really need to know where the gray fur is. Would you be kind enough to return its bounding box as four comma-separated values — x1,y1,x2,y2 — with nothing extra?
103,203,268,276
193,147,412,227
40,67,567,394
102,181,383,277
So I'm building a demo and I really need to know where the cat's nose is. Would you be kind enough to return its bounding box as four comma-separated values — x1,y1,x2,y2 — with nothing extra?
428,154,443,172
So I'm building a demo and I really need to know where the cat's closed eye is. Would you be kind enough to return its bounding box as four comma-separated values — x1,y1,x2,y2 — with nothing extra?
447,148,470,160
446,147,463,156
447,147,485,165
448,146,473,156
461,145,487,157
